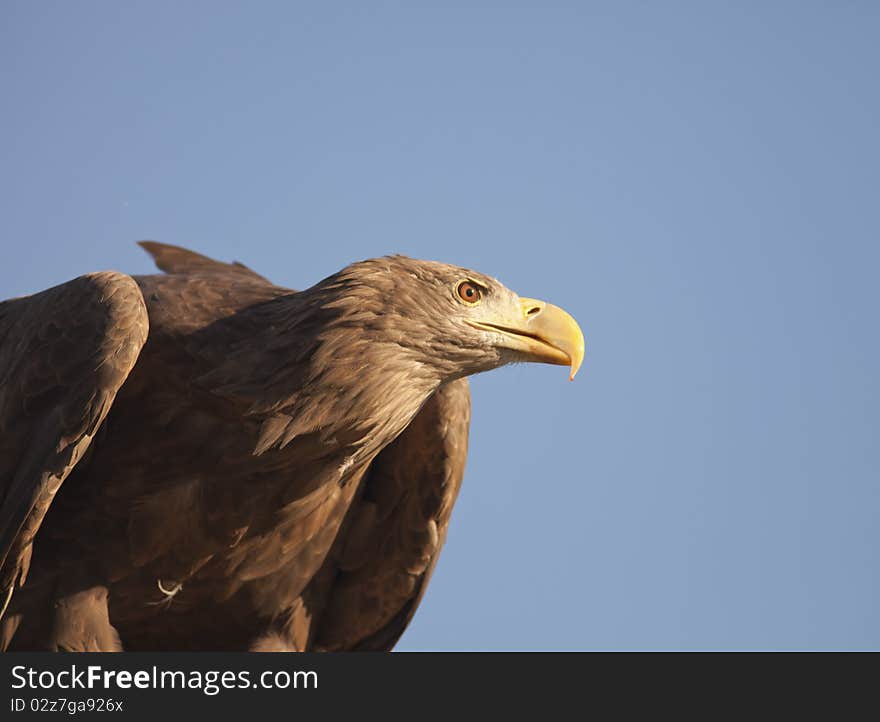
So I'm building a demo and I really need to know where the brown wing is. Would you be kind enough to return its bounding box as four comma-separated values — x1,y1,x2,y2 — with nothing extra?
0,272,148,618
137,241,274,284
310,378,470,651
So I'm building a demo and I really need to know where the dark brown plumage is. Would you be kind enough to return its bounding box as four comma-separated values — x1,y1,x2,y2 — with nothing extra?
0,243,583,651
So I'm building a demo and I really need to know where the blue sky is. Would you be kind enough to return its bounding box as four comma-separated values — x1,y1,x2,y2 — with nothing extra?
2,2,878,650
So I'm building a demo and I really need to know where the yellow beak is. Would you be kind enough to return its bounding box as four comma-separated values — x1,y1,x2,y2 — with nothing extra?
467,297,585,380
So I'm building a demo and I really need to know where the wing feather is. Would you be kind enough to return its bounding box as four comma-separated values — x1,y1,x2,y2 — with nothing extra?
138,241,273,284
0,272,148,617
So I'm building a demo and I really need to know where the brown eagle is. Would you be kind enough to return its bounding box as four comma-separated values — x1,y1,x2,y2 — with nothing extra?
0,243,583,651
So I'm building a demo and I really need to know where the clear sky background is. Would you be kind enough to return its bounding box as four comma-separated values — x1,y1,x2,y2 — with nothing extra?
2,2,878,650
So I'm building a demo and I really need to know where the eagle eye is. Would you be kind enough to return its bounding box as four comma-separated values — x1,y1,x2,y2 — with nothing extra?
456,280,482,305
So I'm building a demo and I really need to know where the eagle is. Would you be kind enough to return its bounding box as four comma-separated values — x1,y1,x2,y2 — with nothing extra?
0,243,583,651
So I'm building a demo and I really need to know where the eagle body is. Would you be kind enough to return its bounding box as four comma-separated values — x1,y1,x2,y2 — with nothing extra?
0,244,582,651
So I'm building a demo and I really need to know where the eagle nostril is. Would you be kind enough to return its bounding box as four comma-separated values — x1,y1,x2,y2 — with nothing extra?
525,305,542,317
